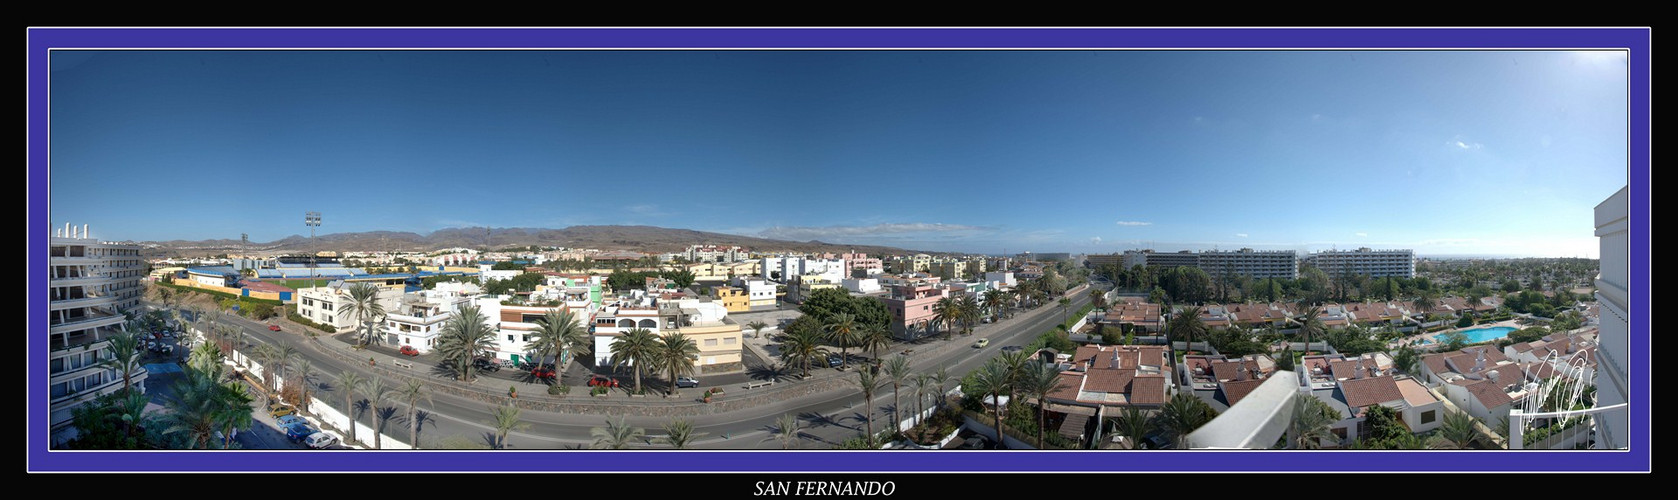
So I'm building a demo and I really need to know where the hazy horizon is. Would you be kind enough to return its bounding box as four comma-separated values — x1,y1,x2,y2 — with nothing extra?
50,50,1627,259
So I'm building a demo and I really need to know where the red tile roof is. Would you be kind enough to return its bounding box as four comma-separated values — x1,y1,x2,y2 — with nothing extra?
1129,376,1168,405
1219,379,1266,406
1084,368,1136,393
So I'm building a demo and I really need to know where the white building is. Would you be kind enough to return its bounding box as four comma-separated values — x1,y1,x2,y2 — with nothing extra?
1198,248,1299,280
761,256,846,283
984,271,1017,288
479,268,521,283
842,278,881,294
384,289,474,353
1303,248,1415,278
1592,186,1629,449
295,283,403,332
474,297,595,367
49,224,146,440
685,244,748,263
742,279,777,307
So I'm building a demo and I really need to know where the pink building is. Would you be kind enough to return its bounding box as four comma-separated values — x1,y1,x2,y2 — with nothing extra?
841,252,883,274
882,283,947,339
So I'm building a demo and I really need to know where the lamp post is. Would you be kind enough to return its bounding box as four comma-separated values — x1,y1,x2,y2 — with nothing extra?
305,211,321,281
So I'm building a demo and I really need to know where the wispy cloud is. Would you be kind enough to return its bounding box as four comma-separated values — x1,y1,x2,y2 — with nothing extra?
1235,233,1248,238
1356,232,1369,237
758,222,986,241
1089,236,1103,245
1449,135,1483,150
1115,220,1152,227
436,219,486,229
625,204,670,216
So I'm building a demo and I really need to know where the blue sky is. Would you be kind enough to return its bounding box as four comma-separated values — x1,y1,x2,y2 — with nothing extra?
49,50,1627,258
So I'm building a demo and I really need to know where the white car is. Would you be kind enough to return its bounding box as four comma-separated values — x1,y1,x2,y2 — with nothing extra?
304,432,338,449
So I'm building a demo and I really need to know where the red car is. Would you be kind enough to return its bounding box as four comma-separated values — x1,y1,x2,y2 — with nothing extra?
268,324,282,332
531,367,556,380
588,375,619,388
398,346,419,357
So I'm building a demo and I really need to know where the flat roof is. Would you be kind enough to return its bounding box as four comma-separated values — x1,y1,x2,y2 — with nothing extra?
1396,377,1440,407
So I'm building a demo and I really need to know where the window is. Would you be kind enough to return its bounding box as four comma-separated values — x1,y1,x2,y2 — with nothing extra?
522,335,531,342
507,335,514,342
1421,410,1436,424
724,337,736,345
704,338,718,347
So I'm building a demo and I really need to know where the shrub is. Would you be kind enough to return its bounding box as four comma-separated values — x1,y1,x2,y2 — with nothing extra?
548,384,570,396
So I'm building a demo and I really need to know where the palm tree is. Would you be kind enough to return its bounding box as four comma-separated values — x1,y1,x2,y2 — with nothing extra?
746,320,768,339
655,333,700,396
883,355,912,429
1168,305,1208,354
1428,409,1484,449
911,373,934,427
1058,297,1073,324
394,379,431,449
1411,293,1437,323
590,416,645,449
531,308,590,374
931,297,957,340
660,418,704,449
164,372,222,449
611,327,660,394
779,327,827,379
853,368,884,446
489,403,528,450
983,289,1006,323
276,342,299,394
1288,395,1336,449
1015,281,1037,309
998,350,1032,405
437,304,497,382
774,413,801,450
365,377,393,450
101,328,146,396
1113,406,1152,449
1089,287,1106,311
290,358,315,412
968,360,1012,449
955,295,981,336
859,323,893,361
1391,345,1421,378
340,282,387,346
930,367,951,410
1019,361,1065,449
1296,305,1325,354
334,371,366,446
214,382,255,450
824,313,861,368
1157,392,1213,449
253,344,279,399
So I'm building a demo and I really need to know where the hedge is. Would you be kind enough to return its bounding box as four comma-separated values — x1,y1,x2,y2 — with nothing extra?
156,281,283,306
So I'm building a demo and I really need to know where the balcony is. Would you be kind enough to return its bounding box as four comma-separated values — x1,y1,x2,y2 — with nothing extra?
50,309,124,335
49,294,119,311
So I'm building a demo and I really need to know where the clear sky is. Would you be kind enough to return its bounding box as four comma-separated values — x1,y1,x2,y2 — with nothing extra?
49,50,1627,258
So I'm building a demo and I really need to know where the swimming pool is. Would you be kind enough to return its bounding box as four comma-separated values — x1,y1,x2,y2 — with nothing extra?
1424,326,1517,344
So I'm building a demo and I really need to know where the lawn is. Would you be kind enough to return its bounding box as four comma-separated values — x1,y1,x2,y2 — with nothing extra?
276,279,334,289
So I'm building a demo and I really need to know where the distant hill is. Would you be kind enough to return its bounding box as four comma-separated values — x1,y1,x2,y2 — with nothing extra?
138,225,936,258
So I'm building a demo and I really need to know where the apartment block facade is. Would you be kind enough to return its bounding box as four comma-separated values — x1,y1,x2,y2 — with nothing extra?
48,224,146,438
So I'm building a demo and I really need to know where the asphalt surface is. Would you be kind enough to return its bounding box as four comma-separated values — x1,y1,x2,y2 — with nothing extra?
141,283,1096,450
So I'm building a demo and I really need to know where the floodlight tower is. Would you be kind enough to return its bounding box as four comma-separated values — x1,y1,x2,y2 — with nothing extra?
305,211,322,279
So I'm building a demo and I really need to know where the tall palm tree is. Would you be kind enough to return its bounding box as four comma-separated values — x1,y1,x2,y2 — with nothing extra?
290,358,315,412
334,371,366,446
774,413,802,450
590,417,645,449
1427,409,1484,449
779,327,827,378
1089,287,1106,311
1288,395,1335,449
859,324,893,361
611,327,660,394
912,373,934,427
1058,297,1073,324
489,403,527,450
1411,292,1437,323
853,368,884,446
253,344,279,400
983,289,1006,323
930,367,951,410
956,295,981,336
1158,392,1213,449
394,379,431,449
883,355,912,429
365,377,393,450
1114,406,1152,450
164,371,222,449
437,304,496,382
655,332,700,396
1015,281,1036,309
214,382,255,450
998,350,1032,405
824,313,861,368
968,360,1012,449
531,308,590,372
1168,305,1208,353
931,297,957,340
660,418,704,449
1296,305,1325,354
276,342,299,394
101,328,146,397
1019,361,1065,449
340,282,387,346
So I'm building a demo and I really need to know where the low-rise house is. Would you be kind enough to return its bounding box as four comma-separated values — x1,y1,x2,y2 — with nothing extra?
296,281,403,331
1043,345,1173,415
882,283,947,339
384,288,473,353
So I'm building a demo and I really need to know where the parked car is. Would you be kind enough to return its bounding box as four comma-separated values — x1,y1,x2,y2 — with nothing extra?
826,354,844,368
473,358,501,372
268,324,282,332
973,338,990,348
530,367,556,380
284,422,317,442
1000,345,1023,353
304,432,338,449
588,375,619,388
398,346,420,357
675,376,699,388
268,403,296,418
275,414,307,428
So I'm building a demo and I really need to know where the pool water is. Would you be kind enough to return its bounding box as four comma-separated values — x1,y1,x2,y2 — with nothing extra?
1426,326,1517,344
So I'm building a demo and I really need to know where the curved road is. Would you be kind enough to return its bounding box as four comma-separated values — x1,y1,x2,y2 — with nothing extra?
153,284,1096,450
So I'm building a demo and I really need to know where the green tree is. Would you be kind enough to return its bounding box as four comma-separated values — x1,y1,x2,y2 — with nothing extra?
590,416,645,449
334,371,366,446
967,360,1013,449
1296,305,1325,353
1113,406,1152,450
531,308,590,373
655,333,700,396
1019,361,1065,449
660,418,704,449
1391,345,1422,378
746,320,769,339
365,377,393,450
289,358,316,412
102,325,146,397
1168,306,1208,354
853,369,885,447
1058,297,1073,324
611,327,660,394
883,355,912,430
859,323,893,361
955,295,981,336
931,297,957,340
340,282,388,347
1289,395,1338,449
394,379,431,449
1427,409,1484,449
779,325,828,378
437,304,497,382
1157,392,1215,448
823,313,862,369
489,403,528,450
773,413,802,450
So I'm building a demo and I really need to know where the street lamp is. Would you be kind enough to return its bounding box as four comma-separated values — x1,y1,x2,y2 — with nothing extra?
305,211,321,280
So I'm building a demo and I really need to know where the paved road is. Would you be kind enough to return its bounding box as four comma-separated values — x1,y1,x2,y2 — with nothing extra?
143,283,1095,450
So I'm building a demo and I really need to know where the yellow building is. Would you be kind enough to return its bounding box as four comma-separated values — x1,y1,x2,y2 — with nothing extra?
715,286,751,313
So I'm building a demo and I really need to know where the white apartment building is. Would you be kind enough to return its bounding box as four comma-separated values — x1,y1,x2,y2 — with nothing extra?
1123,249,1200,269
1592,186,1629,449
843,278,882,294
984,271,1017,288
1303,248,1415,278
590,293,743,370
384,288,474,352
761,256,846,283
296,283,403,332
49,224,146,439
475,297,596,367
742,279,777,307
685,244,748,263
1198,248,1299,280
